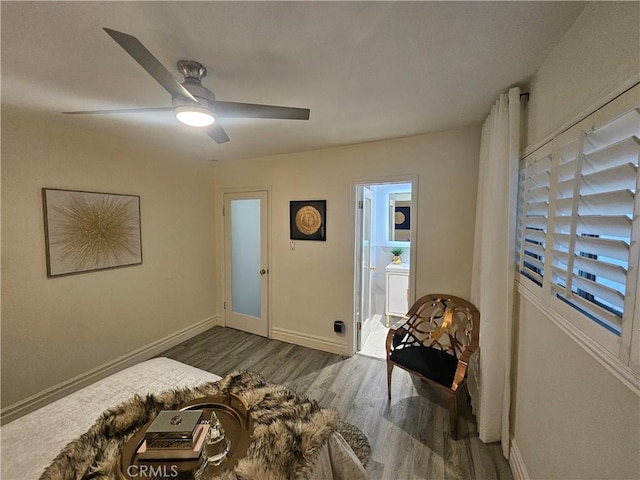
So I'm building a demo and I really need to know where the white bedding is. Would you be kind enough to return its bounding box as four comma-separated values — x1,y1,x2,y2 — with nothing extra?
1,357,367,480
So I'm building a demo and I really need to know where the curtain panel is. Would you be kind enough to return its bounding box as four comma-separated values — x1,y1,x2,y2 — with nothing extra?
469,87,521,457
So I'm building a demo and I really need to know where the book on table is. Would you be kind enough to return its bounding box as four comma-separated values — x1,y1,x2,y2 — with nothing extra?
145,410,204,443
137,409,207,460
137,424,210,460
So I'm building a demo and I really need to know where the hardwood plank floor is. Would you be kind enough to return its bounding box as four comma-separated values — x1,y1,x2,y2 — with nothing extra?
158,326,513,480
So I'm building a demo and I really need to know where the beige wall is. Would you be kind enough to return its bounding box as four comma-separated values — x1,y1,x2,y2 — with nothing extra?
526,1,640,148
512,2,640,478
214,127,481,353
513,295,640,480
1,108,217,408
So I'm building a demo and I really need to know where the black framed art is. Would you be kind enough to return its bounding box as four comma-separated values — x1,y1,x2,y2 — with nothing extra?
394,206,411,230
290,200,326,241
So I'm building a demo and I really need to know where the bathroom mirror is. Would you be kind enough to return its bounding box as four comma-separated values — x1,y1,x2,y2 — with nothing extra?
389,192,411,241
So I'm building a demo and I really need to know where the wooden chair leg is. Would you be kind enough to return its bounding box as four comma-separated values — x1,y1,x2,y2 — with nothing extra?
448,392,459,440
386,361,394,400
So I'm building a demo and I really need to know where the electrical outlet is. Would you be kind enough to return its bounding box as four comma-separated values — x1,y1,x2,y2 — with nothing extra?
290,240,295,251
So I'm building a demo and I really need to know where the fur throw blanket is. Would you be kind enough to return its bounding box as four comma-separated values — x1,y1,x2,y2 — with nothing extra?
40,371,369,480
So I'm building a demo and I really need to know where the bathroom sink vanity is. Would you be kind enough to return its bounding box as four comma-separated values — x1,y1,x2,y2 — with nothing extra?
385,263,410,325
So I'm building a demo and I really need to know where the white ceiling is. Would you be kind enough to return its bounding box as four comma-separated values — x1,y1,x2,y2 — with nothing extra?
1,2,585,162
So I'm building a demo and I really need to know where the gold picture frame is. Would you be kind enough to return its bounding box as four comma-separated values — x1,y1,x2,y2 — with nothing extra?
42,188,142,277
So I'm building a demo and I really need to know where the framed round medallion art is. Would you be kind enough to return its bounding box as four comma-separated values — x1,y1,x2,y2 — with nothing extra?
289,200,326,241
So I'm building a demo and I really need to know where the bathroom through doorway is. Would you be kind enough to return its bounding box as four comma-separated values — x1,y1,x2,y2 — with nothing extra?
354,177,417,358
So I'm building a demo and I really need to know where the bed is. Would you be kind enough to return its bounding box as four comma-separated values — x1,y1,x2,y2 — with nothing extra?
1,357,367,480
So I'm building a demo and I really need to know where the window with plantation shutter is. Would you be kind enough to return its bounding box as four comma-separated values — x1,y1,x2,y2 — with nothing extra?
516,83,640,375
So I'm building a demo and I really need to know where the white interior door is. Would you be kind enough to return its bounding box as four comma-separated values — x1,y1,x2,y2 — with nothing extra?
224,191,268,337
358,186,375,349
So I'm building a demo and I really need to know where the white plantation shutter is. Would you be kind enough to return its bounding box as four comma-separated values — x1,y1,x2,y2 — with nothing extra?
549,136,580,297
517,147,552,285
515,164,526,269
549,107,639,335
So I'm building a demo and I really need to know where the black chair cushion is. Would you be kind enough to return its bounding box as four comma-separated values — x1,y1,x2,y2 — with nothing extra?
390,344,458,387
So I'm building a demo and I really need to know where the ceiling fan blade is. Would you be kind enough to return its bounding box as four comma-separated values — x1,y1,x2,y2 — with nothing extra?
204,122,230,144
103,28,198,104
212,101,310,120
63,107,174,115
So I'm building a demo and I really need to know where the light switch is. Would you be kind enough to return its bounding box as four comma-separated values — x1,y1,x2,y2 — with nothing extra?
290,240,295,251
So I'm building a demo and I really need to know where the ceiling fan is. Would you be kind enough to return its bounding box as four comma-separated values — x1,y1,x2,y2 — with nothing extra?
63,28,311,144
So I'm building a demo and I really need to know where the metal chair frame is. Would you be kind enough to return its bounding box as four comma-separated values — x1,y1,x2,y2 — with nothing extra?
385,293,480,439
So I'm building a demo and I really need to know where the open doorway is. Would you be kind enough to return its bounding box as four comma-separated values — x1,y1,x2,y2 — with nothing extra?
354,178,417,359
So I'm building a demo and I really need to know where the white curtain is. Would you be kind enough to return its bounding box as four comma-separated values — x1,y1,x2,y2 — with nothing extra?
469,87,521,458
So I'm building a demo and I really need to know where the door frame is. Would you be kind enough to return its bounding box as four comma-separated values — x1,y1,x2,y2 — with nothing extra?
220,186,272,337
351,175,418,356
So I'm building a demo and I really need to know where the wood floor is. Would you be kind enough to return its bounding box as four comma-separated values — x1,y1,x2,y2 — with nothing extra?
158,326,513,480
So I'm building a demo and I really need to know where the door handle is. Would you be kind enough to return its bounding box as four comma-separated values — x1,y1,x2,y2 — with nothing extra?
259,269,268,276
369,266,376,270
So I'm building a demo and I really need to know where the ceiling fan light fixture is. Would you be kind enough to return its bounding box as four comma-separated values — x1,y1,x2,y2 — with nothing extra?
174,105,215,127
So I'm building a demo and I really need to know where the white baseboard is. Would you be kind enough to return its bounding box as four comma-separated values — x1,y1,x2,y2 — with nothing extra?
1,315,220,425
509,438,530,480
271,327,349,356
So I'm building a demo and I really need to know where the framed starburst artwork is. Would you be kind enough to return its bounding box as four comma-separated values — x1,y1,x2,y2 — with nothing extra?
42,188,142,277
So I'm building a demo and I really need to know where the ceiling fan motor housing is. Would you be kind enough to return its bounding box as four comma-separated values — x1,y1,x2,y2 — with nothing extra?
177,60,206,81
173,60,216,108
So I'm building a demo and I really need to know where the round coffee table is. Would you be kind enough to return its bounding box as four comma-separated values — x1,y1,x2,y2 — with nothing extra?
119,393,254,479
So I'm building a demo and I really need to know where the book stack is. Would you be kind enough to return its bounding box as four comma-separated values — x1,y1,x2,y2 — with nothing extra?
137,410,209,460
